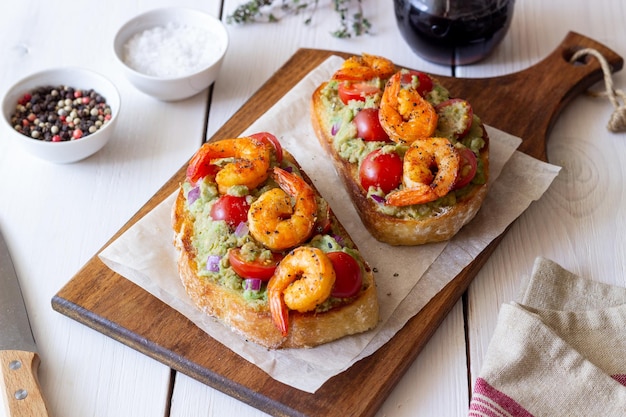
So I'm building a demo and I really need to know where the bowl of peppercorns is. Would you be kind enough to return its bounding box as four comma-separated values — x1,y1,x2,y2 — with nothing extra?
1,67,121,163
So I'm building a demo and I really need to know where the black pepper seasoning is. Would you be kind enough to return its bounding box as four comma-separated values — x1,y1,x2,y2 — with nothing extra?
10,85,112,142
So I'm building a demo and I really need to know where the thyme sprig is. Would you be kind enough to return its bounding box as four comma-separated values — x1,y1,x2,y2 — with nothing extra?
226,0,371,39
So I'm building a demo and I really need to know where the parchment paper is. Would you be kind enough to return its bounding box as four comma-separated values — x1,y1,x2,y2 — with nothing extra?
99,56,561,393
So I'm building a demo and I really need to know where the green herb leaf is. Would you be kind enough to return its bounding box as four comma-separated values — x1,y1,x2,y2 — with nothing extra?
226,0,371,38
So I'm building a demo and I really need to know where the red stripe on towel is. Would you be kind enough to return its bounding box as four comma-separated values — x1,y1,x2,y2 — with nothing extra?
612,374,626,386
469,377,535,417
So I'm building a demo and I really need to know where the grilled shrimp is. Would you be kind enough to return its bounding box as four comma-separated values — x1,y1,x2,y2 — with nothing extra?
332,53,396,81
386,137,460,206
267,247,336,336
186,137,272,194
379,71,438,143
248,167,318,251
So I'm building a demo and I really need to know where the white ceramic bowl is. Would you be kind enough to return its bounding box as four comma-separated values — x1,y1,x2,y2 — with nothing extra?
113,8,229,101
1,67,121,164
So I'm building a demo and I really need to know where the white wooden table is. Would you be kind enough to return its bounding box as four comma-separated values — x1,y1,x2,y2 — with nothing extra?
1,0,625,416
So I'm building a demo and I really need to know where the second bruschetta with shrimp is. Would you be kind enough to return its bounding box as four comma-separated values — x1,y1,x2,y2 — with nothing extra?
172,132,379,349
310,54,490,246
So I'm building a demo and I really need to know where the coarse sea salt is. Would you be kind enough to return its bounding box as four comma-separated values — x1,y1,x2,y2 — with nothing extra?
123,22,222,78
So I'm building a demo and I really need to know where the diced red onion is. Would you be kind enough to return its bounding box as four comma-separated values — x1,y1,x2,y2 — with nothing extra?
370,194,385,204
244,278,262,292
234,221,249,238
206,255,221,272
284,165,293,173
187,186,200,205
333,234,345,247
331,122,341,136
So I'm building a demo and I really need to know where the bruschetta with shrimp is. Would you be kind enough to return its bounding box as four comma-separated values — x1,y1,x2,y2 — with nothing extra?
172,132,379,349
310,54,489,246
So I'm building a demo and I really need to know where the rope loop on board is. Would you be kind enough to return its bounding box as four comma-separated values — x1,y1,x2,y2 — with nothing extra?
570,48,626,133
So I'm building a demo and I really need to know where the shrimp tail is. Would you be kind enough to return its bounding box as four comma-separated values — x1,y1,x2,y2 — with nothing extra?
386,186,436,206
271,166,293,190
271,166,309,196
269,288,289,337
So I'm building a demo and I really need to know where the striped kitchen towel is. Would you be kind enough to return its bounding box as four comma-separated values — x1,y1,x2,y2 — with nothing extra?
469,257,626,417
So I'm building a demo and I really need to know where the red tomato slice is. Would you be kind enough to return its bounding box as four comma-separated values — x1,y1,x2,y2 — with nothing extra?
338,82,380,105
249,132,283,163
210,195,250,229
328,251,363,298
453,147,478,190
359,149,403,194
354,108,390,142
435,98,474,139
229,248,283,281
401,70,434,96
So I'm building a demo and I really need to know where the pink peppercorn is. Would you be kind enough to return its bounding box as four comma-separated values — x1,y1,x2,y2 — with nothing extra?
52,135,62,142
18,93,31,106
72,129,83,139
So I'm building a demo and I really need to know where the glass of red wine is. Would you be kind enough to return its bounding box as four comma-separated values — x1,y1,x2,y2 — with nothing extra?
394,0,515,66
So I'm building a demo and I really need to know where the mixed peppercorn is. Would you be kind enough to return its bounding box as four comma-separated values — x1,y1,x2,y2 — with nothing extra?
10,85,112,142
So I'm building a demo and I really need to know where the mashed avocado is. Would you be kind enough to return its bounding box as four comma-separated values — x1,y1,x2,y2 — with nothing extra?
183,161,366,310
320,69,487,220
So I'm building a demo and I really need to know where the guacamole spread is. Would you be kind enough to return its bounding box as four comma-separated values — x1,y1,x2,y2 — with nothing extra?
182,158,366,310
319,68,487,220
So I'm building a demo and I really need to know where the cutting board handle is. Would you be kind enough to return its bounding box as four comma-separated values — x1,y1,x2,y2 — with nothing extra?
445,31,624,162
523,31,623,159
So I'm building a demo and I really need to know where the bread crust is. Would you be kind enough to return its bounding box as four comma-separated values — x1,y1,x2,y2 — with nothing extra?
172,150,379,349
310,82,490,246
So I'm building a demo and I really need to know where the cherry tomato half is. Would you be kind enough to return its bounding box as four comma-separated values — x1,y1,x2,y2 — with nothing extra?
453,147,478,190
249,132,283,164
354,108,390,142
338,82,380,105
228,248,283,281
210,195,250,229
401,70,434,96
359,149,403,194
328,251,363,298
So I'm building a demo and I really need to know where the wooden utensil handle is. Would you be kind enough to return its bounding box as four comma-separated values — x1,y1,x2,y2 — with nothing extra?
0,350,50,416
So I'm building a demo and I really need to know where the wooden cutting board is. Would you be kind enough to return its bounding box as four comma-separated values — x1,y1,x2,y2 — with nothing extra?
52,32,622,417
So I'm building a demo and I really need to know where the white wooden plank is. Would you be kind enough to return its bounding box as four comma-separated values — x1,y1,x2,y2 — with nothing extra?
466,0,626,393
375,301,469,417
0,1,220,416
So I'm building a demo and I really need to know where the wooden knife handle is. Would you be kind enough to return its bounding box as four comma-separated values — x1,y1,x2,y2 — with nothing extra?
0,350,50,417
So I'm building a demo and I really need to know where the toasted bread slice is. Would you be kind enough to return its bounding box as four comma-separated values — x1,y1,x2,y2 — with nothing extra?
172,145,379,349
310,64,489,246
